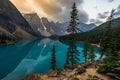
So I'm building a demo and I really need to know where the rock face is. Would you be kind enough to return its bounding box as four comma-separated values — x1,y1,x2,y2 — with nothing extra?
23,14,68,37
0,0,36,39
23,13,43,36
23,13,96,37
0,27,15,38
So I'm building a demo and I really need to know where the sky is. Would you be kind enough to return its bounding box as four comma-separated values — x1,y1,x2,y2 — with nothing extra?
10,0,120,25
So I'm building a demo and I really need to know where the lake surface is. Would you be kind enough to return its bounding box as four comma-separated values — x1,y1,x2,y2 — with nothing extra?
0,38,100,80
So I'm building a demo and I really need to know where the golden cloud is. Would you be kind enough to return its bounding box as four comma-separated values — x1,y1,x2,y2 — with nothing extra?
11,0,89,22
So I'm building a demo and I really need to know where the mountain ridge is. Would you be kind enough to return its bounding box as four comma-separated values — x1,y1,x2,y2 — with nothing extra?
23,13,96,37
59,17,120,43
0,0,37,39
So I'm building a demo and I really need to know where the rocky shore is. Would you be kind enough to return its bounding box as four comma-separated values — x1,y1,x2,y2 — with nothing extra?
23,61,112,80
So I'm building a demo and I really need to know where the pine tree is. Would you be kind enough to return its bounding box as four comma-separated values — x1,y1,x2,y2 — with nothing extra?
88,46,96,61
66,2,80,65
66,51,70,64
98,38,120,73
98,10,120,73
83,37,90,62
51,45,56,70
116,35,120,52
66,42,80,65
109,38,120,58
99,9,115,59
67,2,79,35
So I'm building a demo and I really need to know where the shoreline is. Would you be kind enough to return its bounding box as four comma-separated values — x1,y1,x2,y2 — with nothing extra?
23,61,111,80
0,41,15,46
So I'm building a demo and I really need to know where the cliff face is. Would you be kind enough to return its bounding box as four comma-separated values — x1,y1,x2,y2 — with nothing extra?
23,14,64,37
0,0,36,39
23,13,96,37
23,13,43,36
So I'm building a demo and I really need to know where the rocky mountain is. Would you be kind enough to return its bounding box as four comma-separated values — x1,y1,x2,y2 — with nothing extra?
23,13,96,37
0,0,36,39
0,27,16,42
23,13,43,36
23,14,68,37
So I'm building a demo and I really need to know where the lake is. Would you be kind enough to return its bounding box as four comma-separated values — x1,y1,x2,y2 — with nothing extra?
0,38,100,80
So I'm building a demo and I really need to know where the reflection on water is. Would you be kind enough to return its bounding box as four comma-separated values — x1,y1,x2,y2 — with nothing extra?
0,38,100,80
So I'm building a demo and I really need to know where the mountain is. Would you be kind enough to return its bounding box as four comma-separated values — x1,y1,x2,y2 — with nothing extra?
78,23,96,32
0,27,16,43
59,17,120,44
0,0,36,39
0,0,96,40
93,17,120,30
23,13,43,36
23,14,68,37
75,17,120,43
41,17,68,36
23,13,96,37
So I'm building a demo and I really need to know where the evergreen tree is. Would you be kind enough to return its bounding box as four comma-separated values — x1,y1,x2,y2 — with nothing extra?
88,46,96,61
98,10,120,73
51,45,56,70
98,38,120,73
116,35,120,52
83,37,90,62
66,42,80,65
67,2,80,35
99,9,115,59
109,38,120,59
66,2,80,65
66,51,70,64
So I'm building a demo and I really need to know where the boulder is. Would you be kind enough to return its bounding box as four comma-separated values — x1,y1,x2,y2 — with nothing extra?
64,64,76,70
75,67,86,74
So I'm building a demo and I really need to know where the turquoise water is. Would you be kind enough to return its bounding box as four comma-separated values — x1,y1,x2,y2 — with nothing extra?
0,38,100,80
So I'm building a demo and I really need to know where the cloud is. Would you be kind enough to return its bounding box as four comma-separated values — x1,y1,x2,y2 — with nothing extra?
97,12,109,19
108,0,114,2
31,0,88,22
10,0,34,13
115,5,120,17
90,19,103,25
11,0,89,23
94,6,98,10
90,19,95,22
78,10,89,23
98,13,107,19
95,19,103,24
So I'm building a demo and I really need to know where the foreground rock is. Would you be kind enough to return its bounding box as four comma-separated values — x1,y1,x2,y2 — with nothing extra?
23,61,111,80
